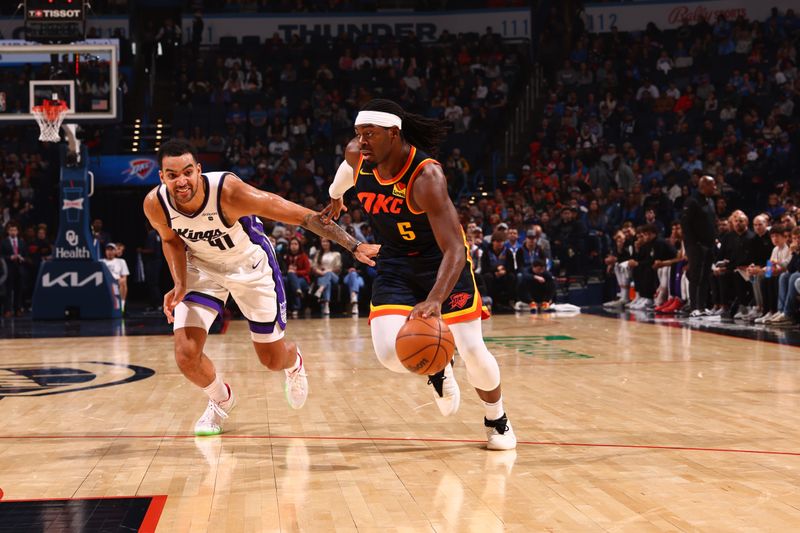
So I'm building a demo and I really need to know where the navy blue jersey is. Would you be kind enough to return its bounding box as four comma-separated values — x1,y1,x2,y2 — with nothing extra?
353,146,440,258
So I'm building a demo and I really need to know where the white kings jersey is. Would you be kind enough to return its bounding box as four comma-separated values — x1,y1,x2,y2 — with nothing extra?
156,171,266,265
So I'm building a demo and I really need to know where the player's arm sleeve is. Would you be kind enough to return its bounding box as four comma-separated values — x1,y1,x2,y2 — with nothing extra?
328,160,354,200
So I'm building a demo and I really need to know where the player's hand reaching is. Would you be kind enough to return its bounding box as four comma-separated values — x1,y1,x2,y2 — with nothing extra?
163,285,186,324
354,243,380,266
321,197,347,223
409,299,442,320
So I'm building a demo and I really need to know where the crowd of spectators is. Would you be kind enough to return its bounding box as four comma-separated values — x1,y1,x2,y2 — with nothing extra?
3,6,800,321
187,0,526,13
0,147,60,316
465,8,798,301
170,21,525,199
482,6,798,323
155,10,530,315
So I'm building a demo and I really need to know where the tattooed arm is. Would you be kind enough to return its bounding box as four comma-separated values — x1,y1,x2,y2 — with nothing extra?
221,172,380,265
301,212,379,265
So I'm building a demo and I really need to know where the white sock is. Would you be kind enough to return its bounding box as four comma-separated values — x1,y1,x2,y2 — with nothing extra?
484,397,504,421
350,291,358,303
286,353,301,372
203,375,230,404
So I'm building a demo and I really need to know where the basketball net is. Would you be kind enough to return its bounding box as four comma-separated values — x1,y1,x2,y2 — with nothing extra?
32,100,69,142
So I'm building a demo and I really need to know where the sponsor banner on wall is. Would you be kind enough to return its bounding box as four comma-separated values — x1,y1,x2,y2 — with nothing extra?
90,155,160,186
183,8,531,44
584,0,797,33
0,16,128,40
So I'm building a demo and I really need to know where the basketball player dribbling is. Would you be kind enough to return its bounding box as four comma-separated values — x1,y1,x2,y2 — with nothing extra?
143,139,380,436
322,99,516,450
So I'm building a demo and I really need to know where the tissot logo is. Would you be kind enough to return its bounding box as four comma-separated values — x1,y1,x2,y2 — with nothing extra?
0,361,155,398
28,9,82,19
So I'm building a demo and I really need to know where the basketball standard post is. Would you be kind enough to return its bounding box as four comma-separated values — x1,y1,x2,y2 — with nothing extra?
32,143,122,320
0,38,125,319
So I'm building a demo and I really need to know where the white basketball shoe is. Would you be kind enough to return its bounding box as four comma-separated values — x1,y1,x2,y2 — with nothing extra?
428,360,460,416
284,349,309,409
194,385,236,436
484,413,517,450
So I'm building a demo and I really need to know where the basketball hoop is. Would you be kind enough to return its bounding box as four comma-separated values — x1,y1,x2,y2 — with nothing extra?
32,99,69,142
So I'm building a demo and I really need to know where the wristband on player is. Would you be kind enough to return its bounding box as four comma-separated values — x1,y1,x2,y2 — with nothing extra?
350,240,362,254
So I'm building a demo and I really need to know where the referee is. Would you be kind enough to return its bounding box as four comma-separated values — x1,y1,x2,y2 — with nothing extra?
680,175,718,316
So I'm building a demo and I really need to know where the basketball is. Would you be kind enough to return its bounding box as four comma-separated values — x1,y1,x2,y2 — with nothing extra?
395,316,455,375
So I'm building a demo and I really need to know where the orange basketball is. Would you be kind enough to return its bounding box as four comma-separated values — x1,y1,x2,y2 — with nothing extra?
395,316,455,375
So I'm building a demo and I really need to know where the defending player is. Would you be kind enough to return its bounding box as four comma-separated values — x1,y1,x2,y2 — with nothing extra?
144,139,379,436
322,99,516,450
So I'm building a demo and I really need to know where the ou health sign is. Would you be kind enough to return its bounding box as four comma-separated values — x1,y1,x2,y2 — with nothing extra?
90,155,160,186
584,0,798,33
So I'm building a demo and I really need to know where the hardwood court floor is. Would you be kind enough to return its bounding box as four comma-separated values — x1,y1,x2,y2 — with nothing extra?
2,313,800,532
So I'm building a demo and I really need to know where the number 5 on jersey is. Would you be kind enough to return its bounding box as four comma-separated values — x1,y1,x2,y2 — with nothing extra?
397,222,416,241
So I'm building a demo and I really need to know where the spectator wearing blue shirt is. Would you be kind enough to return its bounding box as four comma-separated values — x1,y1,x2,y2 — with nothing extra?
717,35,735,56
766,193,787,220
504,227,522,271
480,232,515,311
515,258,556,312
230,155,255,182
681,150,703,174
642,160,663,185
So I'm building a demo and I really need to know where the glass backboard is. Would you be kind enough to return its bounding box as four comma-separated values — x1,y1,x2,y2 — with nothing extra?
0,40,119,123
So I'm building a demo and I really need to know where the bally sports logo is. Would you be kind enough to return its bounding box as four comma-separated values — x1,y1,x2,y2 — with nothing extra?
667,5,747,24
123,158,157,182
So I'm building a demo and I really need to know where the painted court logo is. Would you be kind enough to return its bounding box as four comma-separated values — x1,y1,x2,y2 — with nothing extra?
483,335,593,360
448,292,470,310
0,361,154,398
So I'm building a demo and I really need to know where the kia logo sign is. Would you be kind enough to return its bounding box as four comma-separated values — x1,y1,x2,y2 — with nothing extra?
123,159,157,182
42,272,103,288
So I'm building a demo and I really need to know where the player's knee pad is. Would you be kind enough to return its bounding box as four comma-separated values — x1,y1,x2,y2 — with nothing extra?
370,315,408,374
449,319,501,391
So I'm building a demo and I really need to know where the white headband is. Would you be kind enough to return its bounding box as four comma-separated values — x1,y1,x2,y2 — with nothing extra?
355,110,402,130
